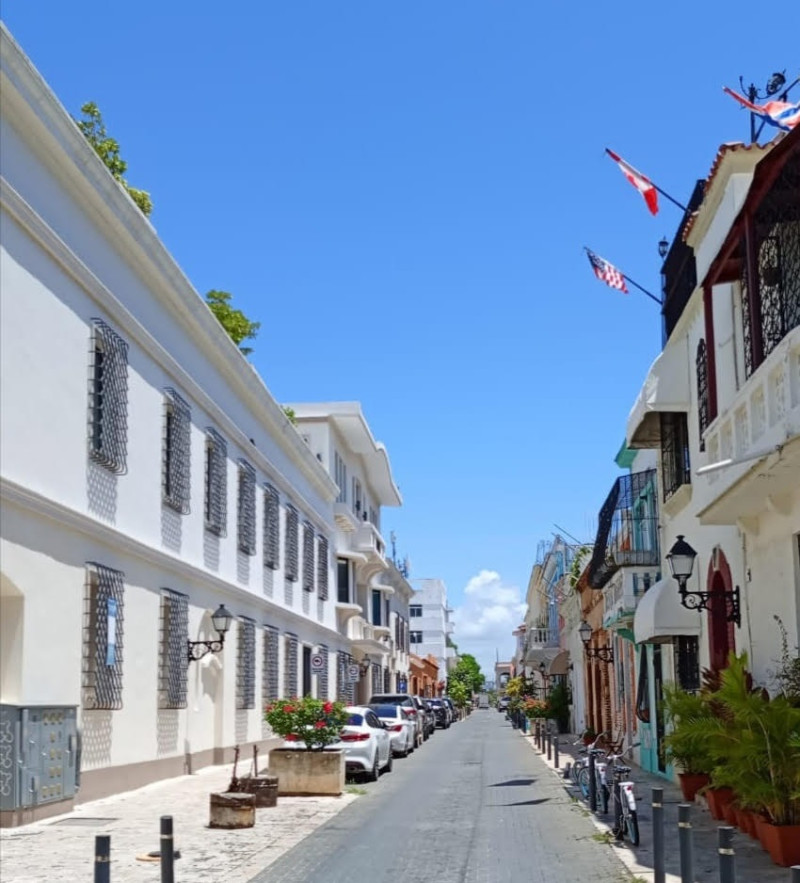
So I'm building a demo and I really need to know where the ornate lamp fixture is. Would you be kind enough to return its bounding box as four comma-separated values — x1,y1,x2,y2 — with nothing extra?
578,620,614,664
359,654,373,677
667,535,741,626
187,604,233,663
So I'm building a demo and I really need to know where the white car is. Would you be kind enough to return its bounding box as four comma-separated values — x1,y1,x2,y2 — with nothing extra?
335,706,393,781
369,702,416,757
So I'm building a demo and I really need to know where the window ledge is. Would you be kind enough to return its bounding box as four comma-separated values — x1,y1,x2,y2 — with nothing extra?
662,482,693,518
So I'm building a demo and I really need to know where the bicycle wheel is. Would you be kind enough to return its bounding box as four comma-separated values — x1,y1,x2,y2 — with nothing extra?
577,766,590,799
600,783,609,814
626,810,640,846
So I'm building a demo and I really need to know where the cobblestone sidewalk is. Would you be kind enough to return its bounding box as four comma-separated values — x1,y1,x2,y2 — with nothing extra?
0,763,357,882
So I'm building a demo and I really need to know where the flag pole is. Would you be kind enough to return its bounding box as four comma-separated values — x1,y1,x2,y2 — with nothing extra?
623,273,662,306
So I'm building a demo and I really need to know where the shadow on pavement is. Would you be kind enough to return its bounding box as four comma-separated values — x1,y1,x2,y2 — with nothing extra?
489,778,536,787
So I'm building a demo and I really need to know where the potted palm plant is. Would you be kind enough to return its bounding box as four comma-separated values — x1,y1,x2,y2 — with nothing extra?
661,683,713,801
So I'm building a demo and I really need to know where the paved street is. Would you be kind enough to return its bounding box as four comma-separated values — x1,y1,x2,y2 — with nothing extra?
254,709,629,883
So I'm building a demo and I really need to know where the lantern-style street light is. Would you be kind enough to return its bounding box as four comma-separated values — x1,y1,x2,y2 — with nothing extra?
667,535,741,626
187,603,233,663
578,620,614,664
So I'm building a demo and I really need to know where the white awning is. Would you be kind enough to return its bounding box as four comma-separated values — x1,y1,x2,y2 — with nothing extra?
626,341,691,448
548,650,570,676
633,578,701,644
523,647,562,669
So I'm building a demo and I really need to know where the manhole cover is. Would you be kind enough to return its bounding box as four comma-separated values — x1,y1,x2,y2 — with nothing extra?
50,817,118,827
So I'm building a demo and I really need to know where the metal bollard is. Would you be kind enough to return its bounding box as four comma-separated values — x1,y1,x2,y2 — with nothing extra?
791,866,800,883
678,804,694,883
160,815,175,883
718,826,735,883
94,834,110,883
588,751,597,812
652,787,665,883
546,730,552,761
553,734,559,770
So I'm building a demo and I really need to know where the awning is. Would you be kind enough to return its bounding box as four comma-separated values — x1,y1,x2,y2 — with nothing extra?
523,647,562,669
626,341,691,448
633,577,701,644
548,650,570,676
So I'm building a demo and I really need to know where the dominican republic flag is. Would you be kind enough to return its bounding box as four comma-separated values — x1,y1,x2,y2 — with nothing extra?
723,87,800,132
605,148,659,215
585,249,628,293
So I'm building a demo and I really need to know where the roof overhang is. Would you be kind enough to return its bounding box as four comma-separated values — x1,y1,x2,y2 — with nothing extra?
633,578,700,644
626,341,691,448
288,402,402,507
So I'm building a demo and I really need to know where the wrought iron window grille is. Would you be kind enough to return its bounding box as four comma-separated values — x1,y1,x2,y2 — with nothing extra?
237,618,256,710
262,625,280,704
159,589,189,709
88,319,129,475
204,428,228,536
284,504,299,582
675,635,700,692
162,389,191,514
284,634,299,696
660,412,691,502
317,536,329,600
263,484,280,569
83,563,125,710
302,521,315,592
317,644,329,698
237,460,257,556
695,341,709,453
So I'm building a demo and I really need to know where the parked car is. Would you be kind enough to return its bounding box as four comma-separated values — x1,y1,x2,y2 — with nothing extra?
368,693,424,747
427,698,451,728
369,703,416,756
335,706,393,781
498,695,511,712
413,696,436,739
443,696,458,722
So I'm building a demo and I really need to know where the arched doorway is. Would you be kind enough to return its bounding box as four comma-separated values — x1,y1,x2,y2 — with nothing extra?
707,548,736,671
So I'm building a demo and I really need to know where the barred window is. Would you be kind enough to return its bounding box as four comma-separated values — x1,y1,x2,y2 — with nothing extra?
204,429,227,536
163,389,191,514
88,319,128,474
159,589,188,709
675,636,700,692
237,617,256,709
337,650,355,703
237,460,257,555
284,634,299,696
317,644,329,699
696,340,709,452
302,521,315,592
410,630,423,644
263,484,280,569
660,412,691,501
262,625,280,703
83,563,125,710
317,536,329,600
285,504,299,582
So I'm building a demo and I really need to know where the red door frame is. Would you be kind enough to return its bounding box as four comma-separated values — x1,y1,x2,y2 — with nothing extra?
706,547,736,671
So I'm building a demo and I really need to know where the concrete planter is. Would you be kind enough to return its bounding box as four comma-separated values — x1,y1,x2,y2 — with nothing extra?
268,748,345,796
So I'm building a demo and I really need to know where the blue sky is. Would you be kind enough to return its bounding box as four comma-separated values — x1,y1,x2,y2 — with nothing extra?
3,2,792,674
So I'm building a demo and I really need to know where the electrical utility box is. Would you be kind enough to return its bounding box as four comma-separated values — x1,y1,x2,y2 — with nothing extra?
0,705,79,811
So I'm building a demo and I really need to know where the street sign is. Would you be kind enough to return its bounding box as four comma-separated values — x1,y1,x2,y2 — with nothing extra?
347,664,361,683
310,654,325,673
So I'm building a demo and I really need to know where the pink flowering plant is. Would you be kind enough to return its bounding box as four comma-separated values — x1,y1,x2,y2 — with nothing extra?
264,696,349,751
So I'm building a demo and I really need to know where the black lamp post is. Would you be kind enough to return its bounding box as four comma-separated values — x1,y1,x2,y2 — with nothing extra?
667,535,741,626
578,620,614,664
187,604,233,663
658,237,669,259
739,70,800,143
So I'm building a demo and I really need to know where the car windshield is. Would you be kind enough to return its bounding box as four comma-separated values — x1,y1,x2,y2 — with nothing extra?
346,714,364,726
429,700,443,706
370,704,399,718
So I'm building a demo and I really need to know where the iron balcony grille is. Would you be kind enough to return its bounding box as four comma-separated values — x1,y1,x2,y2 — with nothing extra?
262,626,280,703
83,563,125,710
302,521,315,592
237,460,257,556
162,389,191,514
660,181,705,340
284,634,299,696
237,618,256,710
695,341,709,452
317,644,329,698
284,504,299,582
263,484,280,570
204,428,228,536
159,589,189,709
660,413,691,502
588,468,660,590
316,536,329,600
88,319,129,474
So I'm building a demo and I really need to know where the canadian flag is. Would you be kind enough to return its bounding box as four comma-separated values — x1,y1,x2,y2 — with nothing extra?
605,148,659,215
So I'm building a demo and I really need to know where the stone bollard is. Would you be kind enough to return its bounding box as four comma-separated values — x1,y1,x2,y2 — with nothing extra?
209,792,256,829
242,774,279,808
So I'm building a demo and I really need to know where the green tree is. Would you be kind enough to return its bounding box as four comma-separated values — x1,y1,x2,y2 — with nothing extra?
76,102,152,216
449,654,485,694
204,290,261,355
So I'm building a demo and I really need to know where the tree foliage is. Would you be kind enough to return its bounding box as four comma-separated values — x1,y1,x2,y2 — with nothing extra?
204,290,261,355
448,653,485,695
76,102,152,216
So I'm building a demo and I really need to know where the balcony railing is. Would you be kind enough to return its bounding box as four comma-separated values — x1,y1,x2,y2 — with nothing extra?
660,181,705,340
588,468,660,590
525,628,559,649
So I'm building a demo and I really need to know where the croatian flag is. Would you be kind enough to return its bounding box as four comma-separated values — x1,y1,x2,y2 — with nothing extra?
585,249,628,293
605,148,659,215
723,87,800,132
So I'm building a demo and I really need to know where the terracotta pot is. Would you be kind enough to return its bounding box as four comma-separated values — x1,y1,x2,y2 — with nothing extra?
735,808,758,839
759,821,800,867
723,800,739,826
754,814,772,850
705,787,734,821
678,772,710,802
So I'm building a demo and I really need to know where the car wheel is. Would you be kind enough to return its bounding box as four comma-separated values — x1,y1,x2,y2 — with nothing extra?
366,751,379,782
384,751,393,773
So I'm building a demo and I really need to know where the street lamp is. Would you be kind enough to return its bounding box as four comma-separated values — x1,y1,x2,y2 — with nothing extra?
658,237,669,259
578,620,614,664
187,604,233,663
667,535,741,626
739,70,800,142
359,654,373,677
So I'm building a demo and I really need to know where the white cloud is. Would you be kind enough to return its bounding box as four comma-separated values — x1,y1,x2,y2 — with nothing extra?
451,570,525,680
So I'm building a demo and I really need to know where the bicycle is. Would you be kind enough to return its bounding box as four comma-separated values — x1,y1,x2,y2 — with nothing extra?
605,746,640,846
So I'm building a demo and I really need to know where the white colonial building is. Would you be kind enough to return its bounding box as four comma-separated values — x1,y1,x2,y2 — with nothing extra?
409,578,456,691
0,25,399,825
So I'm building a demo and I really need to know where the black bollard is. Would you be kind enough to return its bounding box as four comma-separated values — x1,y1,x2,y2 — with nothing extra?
94,834,110,883
652,787,665,883
588,751,597,812
160,815,175,883
791,867,800,883
718,826,735,883
553,733,559,770
546,730,552,761
678,804,694,883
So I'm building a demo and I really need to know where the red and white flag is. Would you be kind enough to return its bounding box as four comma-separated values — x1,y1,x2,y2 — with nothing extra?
586,249,628,293
605,148,659,215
